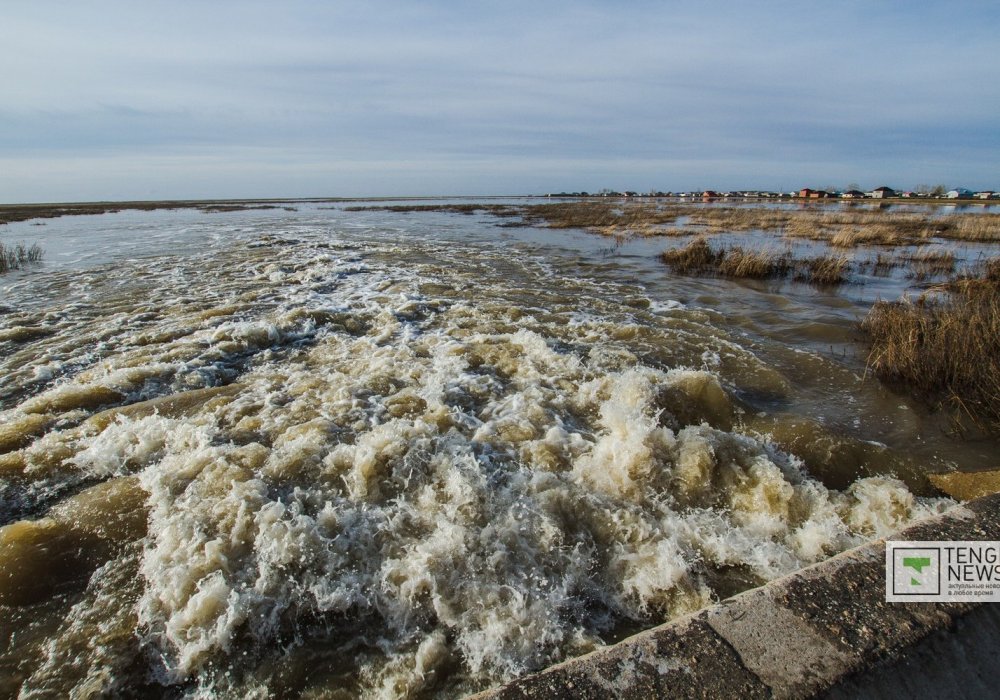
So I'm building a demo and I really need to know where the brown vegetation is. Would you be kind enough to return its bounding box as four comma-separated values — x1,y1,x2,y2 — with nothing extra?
484,201,1000,247
679,207,793,232
798,255,850,286
904,248,956,280
0,242,44,273
659,238,721,274
716,247,792,279
861,264,1000,432
938,213,1000,242
199,204,292,213
660,239,837,284
518,201,685,232
0,199,319,226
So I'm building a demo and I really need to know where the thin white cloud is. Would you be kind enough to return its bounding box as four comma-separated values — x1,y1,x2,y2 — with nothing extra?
1,1,997,200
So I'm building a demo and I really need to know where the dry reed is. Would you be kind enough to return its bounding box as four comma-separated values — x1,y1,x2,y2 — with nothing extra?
861,274,1000,432
716,247,792,278
904,248,956,279
660,238,722,274
798,255,850,286
0,242,44,273
661,239,825,282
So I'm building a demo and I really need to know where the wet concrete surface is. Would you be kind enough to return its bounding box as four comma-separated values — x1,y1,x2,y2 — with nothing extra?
472,493,1000,699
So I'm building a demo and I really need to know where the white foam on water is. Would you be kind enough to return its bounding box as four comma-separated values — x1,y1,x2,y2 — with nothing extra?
0,221,955,698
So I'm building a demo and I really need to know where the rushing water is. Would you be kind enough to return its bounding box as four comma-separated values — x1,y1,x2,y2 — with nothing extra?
0,201,989,698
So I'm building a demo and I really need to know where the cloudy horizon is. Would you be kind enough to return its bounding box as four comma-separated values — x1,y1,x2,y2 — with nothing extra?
2,1,998,203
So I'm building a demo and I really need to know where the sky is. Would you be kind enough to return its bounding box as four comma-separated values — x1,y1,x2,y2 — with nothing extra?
1,1,998,202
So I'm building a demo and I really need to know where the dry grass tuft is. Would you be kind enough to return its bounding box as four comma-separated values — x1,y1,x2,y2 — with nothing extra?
861,275,1000,432
986,258,1000,282
798,255,850,286
0,242,44,273
716,247,792,279
660,238,722,274
830,224,911,248
905,248,956,279
662,239,812,282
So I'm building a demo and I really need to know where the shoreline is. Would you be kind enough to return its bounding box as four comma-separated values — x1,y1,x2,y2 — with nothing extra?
1,194,994,227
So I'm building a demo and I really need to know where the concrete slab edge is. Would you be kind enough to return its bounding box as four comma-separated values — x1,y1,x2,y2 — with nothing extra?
470,492,1000,699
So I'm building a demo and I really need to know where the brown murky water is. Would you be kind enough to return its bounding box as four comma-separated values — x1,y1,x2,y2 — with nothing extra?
0,201,993,698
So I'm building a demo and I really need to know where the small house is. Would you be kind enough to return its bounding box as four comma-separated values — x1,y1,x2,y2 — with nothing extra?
841,190,866,199
869,186,896,199
946,189,974,199
799,189,832,199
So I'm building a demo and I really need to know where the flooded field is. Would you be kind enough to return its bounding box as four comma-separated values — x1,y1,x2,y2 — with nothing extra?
0,200,996,698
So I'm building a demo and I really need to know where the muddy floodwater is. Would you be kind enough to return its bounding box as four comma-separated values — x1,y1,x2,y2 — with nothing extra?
0,200,994,698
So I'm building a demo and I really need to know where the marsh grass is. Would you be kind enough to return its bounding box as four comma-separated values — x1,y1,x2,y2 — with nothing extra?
861,269,1000,432
717,247,793,279
798,254,850,286
681,207,794,232
0,242,44,273
938,213,1000,242
904,248,957,280
659,238,722,274
862,252,902,276
510,202,998,247
520,201,686,231
661,239,830,283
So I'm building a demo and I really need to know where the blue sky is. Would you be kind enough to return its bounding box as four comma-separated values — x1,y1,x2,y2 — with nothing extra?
1,1,998,201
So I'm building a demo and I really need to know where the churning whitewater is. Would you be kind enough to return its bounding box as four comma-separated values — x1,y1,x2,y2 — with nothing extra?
0,207,951,698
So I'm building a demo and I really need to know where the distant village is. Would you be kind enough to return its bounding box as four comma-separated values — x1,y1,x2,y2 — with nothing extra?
545,186,998,200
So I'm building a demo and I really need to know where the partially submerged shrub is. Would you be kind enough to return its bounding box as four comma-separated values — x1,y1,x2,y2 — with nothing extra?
662,239,822,282
0,241,44,273
861,273,1000,432
660,238,722,274
716,247,792,279
905,248,956,280
798,255,850,286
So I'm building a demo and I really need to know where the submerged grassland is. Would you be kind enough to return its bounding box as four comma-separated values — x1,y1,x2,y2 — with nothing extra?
223,198,1000,433
348,199,1000,244
418,198,1000,435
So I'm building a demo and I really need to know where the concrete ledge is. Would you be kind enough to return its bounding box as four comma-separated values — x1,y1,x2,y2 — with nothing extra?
472,493,1000,699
